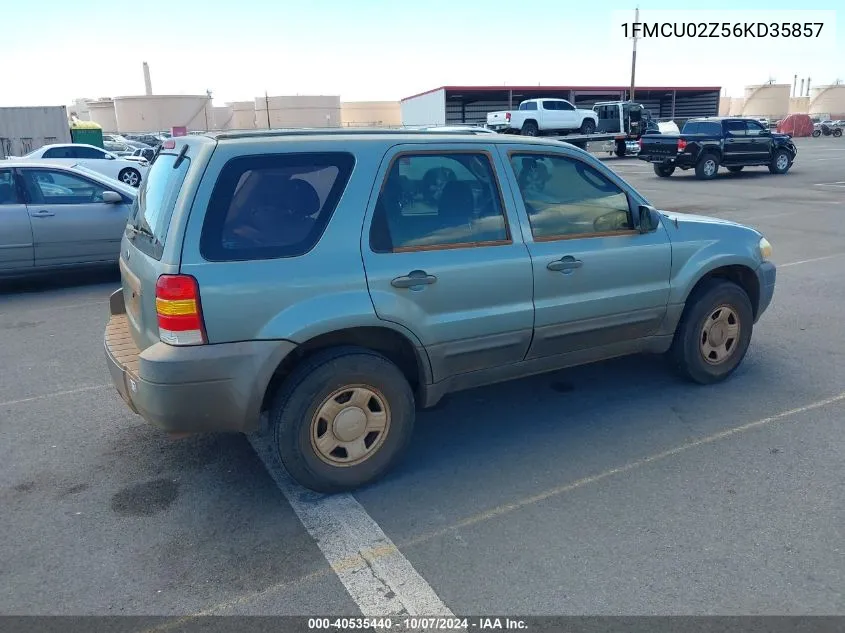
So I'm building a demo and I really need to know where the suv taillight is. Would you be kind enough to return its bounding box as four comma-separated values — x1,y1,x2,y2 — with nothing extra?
677,138,687,151
155,275,206,346
506,112,511,122
638,138,644,150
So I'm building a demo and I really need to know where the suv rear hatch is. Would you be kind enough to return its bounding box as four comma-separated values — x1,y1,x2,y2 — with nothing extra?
119,141,201,352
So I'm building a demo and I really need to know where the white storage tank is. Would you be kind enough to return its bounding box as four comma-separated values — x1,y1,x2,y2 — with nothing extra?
228,101,256,130
254,95,341,129
87,99,118,133
809,84,845,118
341,101,401,127
113,95,212,133
740,84,790,118
728,98,745,116
212,106,234,130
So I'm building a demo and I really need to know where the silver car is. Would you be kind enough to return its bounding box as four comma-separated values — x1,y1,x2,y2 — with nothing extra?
0,161,136,277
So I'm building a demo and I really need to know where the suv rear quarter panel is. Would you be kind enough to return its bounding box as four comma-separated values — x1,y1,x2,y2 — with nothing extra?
178,137,405,345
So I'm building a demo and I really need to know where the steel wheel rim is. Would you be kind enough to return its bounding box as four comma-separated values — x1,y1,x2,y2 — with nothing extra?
310,385,390,467
703,160,716,176
700,305,741,365
776,154,788,170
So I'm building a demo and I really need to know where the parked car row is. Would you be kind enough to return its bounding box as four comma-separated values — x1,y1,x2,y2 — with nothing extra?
0,162,136,275
10,144,150,187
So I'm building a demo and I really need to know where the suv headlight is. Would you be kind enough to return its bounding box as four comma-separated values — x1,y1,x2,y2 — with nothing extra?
759,237,773,261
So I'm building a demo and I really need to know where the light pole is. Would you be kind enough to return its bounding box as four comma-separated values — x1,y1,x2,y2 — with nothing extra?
630,6,639,102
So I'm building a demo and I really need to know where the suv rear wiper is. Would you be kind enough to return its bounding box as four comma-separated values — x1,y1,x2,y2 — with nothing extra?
126,223,159,245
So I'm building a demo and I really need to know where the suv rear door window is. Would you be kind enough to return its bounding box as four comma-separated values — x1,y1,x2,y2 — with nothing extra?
200,152,354,261
369,152,510,252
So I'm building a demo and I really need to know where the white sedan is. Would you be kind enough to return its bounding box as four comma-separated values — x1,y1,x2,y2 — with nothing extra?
17,143,149,187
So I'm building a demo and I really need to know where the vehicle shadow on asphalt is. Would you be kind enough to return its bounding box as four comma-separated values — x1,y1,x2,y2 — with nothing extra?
0,267,120,296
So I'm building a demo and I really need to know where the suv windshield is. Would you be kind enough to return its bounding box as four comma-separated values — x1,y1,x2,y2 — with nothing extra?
129,152,190,258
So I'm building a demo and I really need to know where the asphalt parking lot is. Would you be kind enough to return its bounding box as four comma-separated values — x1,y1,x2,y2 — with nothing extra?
1,136,844,621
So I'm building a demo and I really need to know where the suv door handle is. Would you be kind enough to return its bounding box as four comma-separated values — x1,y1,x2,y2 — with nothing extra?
547,257,582,272
391,270,437,288
30,209,55,218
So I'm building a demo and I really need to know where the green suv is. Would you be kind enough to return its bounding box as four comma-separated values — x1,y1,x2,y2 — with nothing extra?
104,130,776,492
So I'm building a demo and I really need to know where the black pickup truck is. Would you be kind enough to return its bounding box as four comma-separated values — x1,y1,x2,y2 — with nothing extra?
638,117,798,180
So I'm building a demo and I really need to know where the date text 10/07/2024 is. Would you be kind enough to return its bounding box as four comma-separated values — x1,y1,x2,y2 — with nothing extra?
307,617,528,630
621,21,825,38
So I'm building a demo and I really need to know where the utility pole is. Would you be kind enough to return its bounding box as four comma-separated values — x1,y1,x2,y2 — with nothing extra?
204,89,212,131
265,91,271,129
629,6,639,102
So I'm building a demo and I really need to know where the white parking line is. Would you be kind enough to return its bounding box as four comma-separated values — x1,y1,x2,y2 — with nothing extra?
396,390,845,549
249,435,454,618
0,383,111,408
780,253,845,268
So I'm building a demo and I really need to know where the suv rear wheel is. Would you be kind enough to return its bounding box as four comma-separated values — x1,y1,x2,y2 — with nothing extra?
265,346,415,492
521,120,539,136
670,279,753,384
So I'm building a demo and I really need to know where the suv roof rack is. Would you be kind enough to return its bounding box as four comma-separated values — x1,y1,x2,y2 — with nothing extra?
210,128,483,140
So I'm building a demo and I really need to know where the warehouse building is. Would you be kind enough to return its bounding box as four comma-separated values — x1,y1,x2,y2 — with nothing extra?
401,85,722,127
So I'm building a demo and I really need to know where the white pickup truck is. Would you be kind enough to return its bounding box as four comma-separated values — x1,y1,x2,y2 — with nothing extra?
486,98,598,136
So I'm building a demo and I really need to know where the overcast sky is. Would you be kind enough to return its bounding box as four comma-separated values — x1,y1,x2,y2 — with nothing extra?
2,0,842,107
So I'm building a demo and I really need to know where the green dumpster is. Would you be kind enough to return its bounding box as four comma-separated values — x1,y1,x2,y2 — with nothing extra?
70,121,104,148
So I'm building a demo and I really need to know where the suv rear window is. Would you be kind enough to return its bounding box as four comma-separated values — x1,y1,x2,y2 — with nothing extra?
200,152,354,262
129,152,191,259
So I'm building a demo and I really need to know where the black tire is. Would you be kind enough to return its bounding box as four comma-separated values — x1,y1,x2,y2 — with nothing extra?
812,129,821,137
670,279,754,385
265,346,415,493
768,148,792,174
580,118,596,135
834,128,843,137
694,153,720,180
653,163,675,177
118,168,141,188
615,140,627,158
521,120,539,136
727,166,744,173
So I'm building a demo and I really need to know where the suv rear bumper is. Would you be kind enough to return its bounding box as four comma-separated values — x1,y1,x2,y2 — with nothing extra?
104,290,296,434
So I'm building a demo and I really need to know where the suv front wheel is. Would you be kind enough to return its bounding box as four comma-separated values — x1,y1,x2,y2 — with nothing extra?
670,279,754,384
265,346,415,492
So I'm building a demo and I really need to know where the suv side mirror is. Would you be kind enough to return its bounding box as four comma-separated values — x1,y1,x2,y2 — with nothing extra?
102,191,123,204
636,205,661,233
